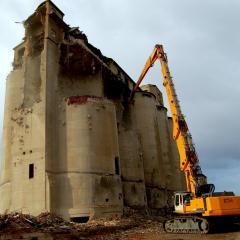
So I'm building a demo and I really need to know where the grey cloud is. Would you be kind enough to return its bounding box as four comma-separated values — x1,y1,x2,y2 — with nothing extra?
206,164,240,194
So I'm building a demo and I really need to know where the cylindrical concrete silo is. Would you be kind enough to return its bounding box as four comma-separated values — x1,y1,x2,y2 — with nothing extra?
141,84,183,203
168,117,186,191
133,91,169,209
0,66,25,213
118,105,147,208
140,86,173,189
49,96,123,220
141,84,164,106
133,92,162,186
156,105,172,190
139,85,173,190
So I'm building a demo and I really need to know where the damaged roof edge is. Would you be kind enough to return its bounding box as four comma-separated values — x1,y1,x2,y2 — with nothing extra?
109,59,139,90
13,41,25,51
85,41,138,89
24,0,64,26
23,0,140,91
37,0,64,16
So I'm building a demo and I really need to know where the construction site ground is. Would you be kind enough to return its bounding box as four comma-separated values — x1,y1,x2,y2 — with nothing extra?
0,211,240,240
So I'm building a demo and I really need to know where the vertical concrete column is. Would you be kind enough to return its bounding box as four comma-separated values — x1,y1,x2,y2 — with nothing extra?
43,1,65,212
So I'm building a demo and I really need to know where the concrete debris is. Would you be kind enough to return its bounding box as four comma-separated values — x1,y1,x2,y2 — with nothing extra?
0,212,75,233
0,211,166,239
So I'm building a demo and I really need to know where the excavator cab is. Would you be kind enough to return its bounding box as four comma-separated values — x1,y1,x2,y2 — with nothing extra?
174,184,215,214
174,192,191,213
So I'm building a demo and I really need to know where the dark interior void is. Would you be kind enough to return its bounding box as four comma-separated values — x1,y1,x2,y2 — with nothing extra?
103,68,130,101
115,157,120,175
59,43,101,76
213,191,235,196
29,164,34,179
196,183,215,197
70,216,90,223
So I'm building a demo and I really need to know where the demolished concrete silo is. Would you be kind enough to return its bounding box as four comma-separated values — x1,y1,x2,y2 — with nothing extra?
0,0,186,220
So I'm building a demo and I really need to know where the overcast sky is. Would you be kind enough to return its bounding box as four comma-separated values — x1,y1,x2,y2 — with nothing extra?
0,0,239,194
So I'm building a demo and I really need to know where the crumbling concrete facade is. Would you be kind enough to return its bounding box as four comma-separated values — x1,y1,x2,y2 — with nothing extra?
0,1,185,220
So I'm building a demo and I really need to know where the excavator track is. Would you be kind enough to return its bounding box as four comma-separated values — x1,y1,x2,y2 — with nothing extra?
164,216,210,234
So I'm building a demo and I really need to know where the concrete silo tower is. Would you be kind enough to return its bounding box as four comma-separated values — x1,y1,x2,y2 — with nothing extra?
0,1,124,220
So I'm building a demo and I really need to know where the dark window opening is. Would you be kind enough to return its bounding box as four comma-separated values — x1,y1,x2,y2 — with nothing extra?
30,237,38,240
70,216,89,223
115,157,120,175
29,164,34,179
180,195,183,205
183,194,191,205
175,195,179,206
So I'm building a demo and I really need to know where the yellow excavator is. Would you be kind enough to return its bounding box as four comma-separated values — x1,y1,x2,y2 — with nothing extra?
129,44,240,233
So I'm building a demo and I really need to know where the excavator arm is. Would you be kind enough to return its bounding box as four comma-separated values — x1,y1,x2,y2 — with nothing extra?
132,45,240,234
130,44,208,197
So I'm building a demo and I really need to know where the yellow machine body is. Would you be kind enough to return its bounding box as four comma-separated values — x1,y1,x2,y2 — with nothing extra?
175,192,240,217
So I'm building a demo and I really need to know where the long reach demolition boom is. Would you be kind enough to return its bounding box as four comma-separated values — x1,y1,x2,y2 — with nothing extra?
129,44,240,233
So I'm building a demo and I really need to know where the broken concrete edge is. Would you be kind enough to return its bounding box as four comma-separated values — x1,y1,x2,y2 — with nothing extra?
21,0,140,96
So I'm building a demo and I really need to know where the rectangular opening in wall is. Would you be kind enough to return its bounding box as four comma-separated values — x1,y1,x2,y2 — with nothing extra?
29,164,34,179
115,157,120,175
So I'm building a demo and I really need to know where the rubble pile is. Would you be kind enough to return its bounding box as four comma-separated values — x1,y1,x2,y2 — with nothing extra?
36,212,75,230
0,212,75,233
0,212,166,239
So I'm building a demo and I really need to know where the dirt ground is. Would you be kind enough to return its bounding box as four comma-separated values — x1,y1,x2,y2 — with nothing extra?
1,212,240,240
1,224,240,240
